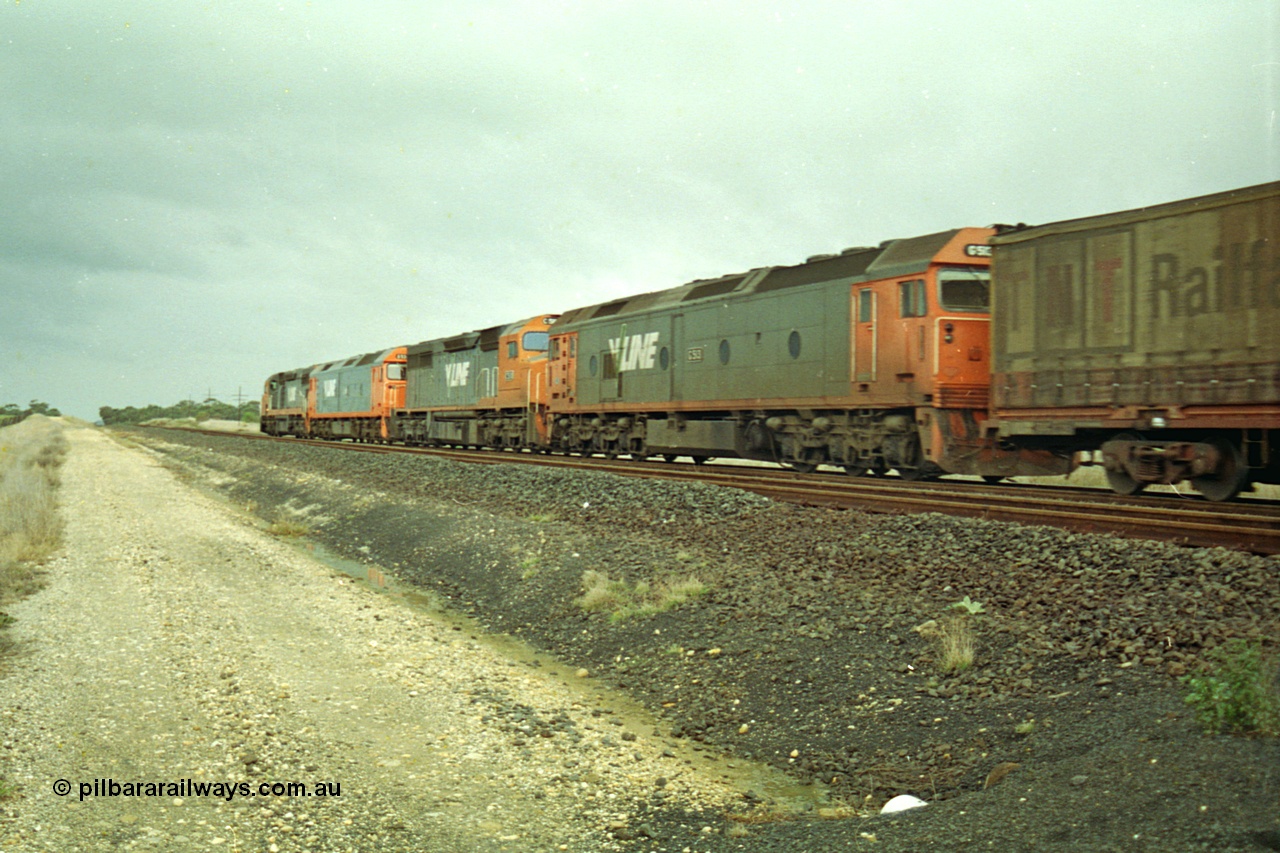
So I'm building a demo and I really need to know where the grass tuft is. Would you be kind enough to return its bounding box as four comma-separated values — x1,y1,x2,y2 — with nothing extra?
576,570,709,622
934,614,976,673
266,519,310,537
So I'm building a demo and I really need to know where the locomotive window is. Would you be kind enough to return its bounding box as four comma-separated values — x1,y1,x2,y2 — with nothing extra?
659,346,670,370
719,339,731,365
508,341,518,358
551,339,560,359
899,280,926,317
387,365,405,380
938,268,991,313
522,331,550,352
788,330,802,359
858,289,873,322
589,355,598,376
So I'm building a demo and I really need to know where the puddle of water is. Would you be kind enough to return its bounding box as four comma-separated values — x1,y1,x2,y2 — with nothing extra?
292,538,828,813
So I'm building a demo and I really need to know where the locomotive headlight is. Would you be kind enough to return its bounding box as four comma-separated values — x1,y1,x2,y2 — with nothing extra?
944,322,954,344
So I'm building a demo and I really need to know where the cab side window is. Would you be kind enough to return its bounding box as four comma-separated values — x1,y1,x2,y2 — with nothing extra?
899,279,926,317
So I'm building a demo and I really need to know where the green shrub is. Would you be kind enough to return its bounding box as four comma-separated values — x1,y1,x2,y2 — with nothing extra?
1182,640,1279,736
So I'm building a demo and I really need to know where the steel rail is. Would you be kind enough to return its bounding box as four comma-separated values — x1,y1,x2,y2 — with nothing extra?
165,428,1280,554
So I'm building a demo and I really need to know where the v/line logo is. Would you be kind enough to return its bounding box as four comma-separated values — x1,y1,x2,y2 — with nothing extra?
607,332,660,371
445,362,471,388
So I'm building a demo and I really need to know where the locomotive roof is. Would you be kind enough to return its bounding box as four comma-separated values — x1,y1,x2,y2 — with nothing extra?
267,366,315,382
312,347,402,374
990,180,1280,245
269,347,402,382
555,229,967,327
406,317,535,356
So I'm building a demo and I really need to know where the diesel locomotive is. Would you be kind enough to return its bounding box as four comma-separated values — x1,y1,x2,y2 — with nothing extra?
261,181,1280,501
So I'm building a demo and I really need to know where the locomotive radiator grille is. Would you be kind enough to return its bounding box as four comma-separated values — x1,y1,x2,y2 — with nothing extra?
935,384,990,409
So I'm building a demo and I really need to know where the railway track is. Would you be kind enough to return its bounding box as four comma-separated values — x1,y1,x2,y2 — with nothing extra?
174,427,1280,555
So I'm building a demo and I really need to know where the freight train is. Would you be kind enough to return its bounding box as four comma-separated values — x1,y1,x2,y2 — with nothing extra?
261,181,1280,501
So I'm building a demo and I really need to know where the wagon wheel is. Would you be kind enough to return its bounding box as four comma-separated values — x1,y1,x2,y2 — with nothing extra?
981,475,1005,484
1104,431,1146,496
843,462,870,477
691,456,709,466
1191,435,1250,502
663,454,679,463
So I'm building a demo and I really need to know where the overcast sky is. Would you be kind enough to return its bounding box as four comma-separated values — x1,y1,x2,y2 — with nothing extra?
2,1,1276,421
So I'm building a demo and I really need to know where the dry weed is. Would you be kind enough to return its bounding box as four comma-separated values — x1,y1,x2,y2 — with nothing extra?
575,569,708,621
936,614,976,673
1,416,69,662
0,416,67,577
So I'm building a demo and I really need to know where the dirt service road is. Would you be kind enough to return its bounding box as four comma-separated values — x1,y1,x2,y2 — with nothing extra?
0,426,747,852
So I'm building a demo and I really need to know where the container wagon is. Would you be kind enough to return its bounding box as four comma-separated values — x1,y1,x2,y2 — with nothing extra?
988,181,1280,500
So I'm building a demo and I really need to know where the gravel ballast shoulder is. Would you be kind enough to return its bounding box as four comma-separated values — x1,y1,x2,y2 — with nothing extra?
62,428,1280,852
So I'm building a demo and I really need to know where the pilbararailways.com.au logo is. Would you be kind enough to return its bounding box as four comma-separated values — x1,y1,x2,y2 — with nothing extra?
53,777,342,802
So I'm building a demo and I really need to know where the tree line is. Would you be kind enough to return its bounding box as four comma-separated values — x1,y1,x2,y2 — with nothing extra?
0,401,61,427
99,398,260,426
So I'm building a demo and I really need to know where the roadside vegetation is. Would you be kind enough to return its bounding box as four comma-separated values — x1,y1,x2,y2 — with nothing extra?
0,416,68,800
99,398,259,426
0,415,69,658
1183,639,1280,736
0,400,61,428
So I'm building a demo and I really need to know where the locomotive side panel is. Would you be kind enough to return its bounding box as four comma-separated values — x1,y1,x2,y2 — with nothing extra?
573,312,673,408
313,358,374,415
676,285,838,406
405,341,501,410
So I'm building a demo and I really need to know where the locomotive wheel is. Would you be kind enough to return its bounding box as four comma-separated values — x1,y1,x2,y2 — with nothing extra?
1192,435,1249,502
663,454,678,463
787,448,822,474
1104,432,1146,496
981,475,1005,484
843,463,869,477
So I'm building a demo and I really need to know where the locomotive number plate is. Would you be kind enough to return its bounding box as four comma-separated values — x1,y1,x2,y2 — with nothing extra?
686,347,704,362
